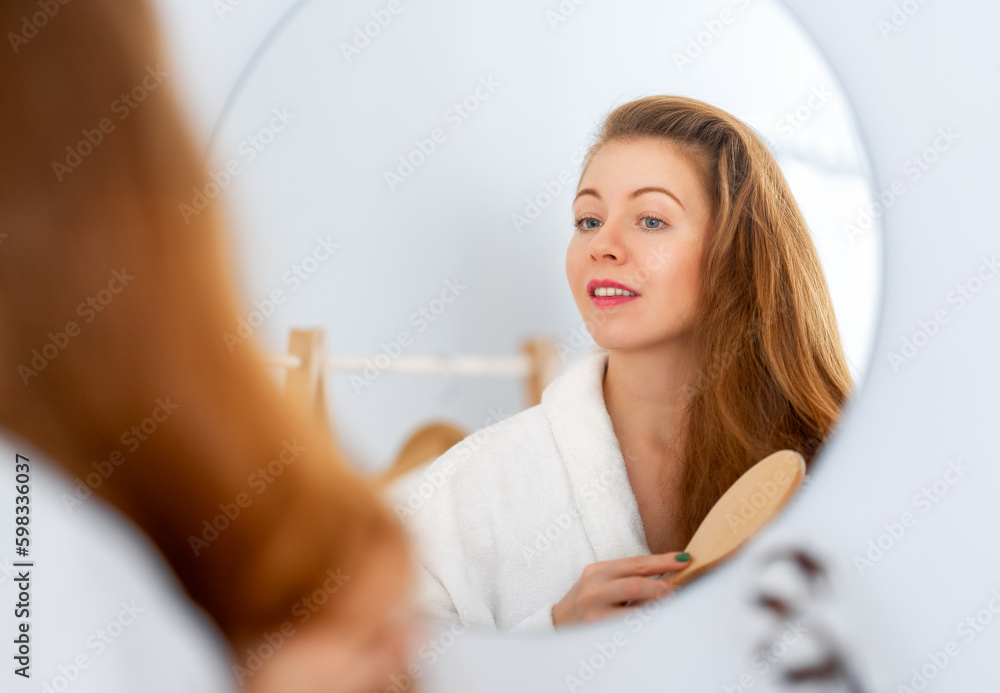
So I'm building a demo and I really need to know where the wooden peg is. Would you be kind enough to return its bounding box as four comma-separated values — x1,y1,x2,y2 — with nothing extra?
285,328,335,443
522,336,560,407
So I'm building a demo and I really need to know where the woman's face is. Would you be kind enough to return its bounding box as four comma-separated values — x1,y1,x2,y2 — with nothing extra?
566,137,713,352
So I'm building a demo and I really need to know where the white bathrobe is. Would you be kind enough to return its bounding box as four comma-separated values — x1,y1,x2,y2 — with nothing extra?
385,345,654,632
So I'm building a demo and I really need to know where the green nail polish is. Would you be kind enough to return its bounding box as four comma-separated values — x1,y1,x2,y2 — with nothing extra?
676,552,690,562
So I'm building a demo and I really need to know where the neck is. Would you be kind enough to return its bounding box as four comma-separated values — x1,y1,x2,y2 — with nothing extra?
602,339,697,453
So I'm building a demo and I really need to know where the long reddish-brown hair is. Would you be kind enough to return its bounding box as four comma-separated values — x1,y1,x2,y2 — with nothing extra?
583,96,853,543
0,0,403,646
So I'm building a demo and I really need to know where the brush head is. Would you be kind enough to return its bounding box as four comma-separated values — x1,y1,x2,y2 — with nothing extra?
669,449,807,587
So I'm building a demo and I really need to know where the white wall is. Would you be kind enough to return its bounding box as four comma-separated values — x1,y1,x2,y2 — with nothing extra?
198,0,880,473
6,1,995,691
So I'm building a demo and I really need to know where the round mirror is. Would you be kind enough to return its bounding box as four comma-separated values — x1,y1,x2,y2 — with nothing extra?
211,0,881,595
212,0,880,476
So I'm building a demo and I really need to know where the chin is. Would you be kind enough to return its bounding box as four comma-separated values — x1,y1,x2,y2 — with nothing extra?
590,334,650,351
592,327,690,352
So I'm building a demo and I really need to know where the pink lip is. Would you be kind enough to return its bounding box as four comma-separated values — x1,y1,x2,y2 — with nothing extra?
586,278,640,308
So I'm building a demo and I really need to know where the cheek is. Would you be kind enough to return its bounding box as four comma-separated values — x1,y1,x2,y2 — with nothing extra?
647,253,702,313
565,241,587,295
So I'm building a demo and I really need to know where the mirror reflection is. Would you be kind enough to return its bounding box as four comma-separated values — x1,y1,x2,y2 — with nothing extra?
212,0,881,635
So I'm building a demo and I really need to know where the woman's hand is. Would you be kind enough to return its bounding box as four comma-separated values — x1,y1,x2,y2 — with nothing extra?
551,552,690,627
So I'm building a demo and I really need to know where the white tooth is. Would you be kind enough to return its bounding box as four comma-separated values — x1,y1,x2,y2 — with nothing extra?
597,287,608,297
615,288,624,296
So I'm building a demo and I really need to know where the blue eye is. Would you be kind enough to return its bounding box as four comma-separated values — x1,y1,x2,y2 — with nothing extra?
641,216,665,230
575,217,602,231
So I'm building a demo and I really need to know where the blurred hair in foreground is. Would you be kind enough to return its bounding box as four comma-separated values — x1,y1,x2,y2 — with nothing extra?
0,0,412,687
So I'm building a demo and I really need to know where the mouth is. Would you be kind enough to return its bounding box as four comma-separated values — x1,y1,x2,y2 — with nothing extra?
586,279,640,308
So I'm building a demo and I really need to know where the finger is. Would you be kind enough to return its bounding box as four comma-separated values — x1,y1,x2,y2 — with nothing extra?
602,552,693,579
603,576,675,606
583,592,667,622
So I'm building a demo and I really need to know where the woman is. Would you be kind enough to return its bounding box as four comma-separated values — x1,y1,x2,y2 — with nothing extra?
387,95,853,630
0,0,414,690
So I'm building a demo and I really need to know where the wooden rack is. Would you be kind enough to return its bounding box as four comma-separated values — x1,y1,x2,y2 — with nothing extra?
266,329,562,483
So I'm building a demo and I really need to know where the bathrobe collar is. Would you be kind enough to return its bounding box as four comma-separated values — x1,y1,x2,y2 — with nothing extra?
541,346,652,562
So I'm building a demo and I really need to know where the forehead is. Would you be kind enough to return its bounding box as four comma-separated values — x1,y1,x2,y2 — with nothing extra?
577,138,710,212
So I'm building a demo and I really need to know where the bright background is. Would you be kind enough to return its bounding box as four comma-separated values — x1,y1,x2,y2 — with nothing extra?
3,1,998,692
192,0,878,473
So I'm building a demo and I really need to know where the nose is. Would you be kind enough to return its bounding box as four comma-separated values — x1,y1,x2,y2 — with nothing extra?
588,219,627,264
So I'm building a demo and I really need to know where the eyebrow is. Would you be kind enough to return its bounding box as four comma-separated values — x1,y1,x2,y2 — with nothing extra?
574,186,686,211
